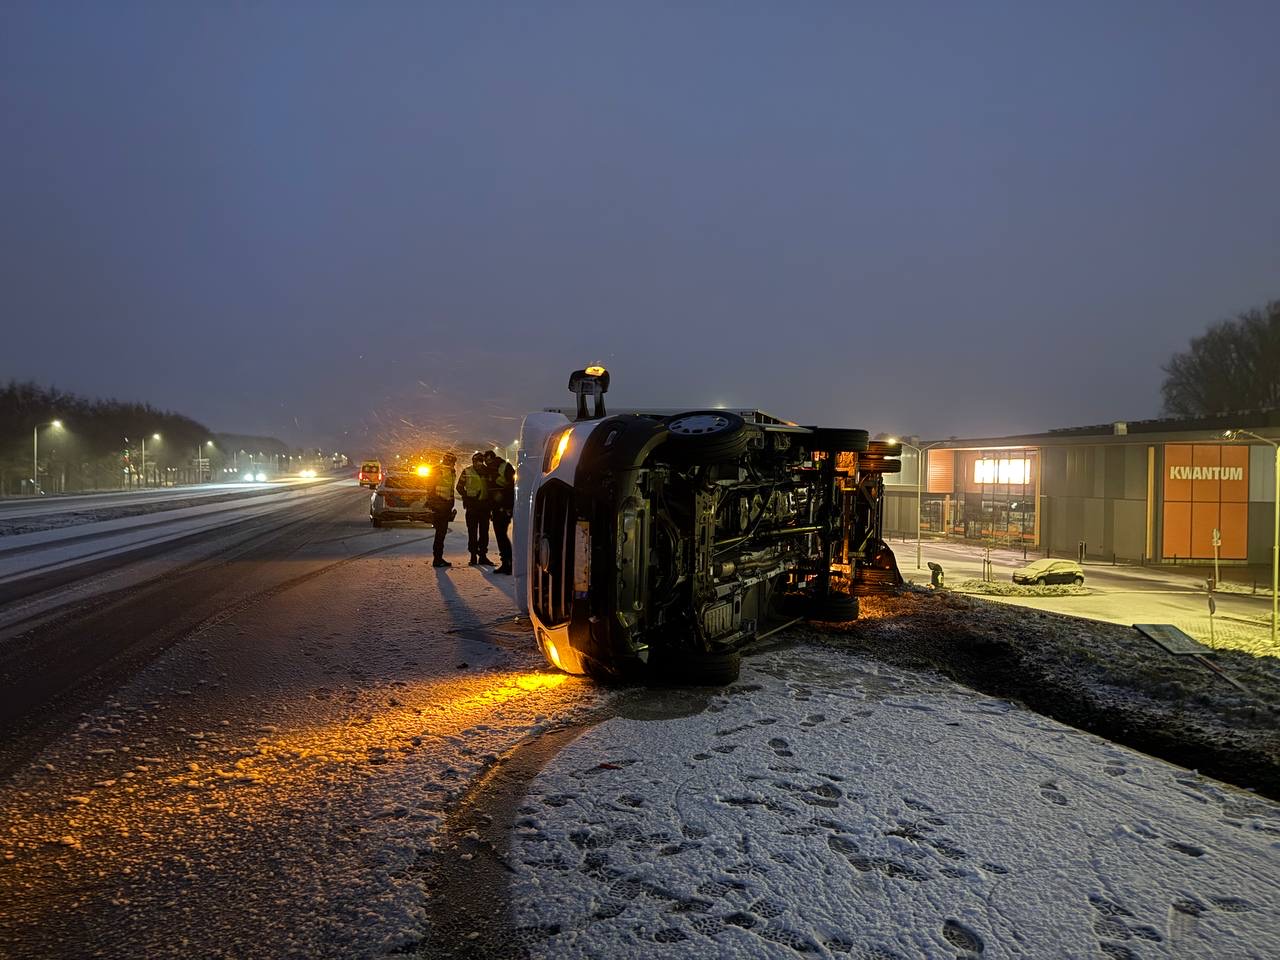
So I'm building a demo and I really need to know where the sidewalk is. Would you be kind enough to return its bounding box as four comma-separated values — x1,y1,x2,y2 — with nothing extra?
890,534,1274,596
886,535,1278,658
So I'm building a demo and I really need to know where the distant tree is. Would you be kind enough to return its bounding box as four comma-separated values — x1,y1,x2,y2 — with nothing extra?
1161,301,1280,416
0,382,227,493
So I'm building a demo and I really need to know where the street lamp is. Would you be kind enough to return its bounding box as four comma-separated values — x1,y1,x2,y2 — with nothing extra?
889,438,943,570
1223,429,1279,650
139,433,161,487
32,419,64,495
196,440,214,483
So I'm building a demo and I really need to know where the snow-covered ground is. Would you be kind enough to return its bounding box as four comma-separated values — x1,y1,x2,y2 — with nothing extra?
506,644,1280,959
3,503,1276,958
900,539,1278,658
0,521,604,958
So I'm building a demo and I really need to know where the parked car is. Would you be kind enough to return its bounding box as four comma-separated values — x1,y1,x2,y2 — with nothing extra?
370,468,438,526
1012,558,1085,586
358,459,382,489
515,366,901,685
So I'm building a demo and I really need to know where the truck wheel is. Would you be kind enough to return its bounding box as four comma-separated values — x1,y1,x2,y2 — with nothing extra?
661,411,749,464
803,427,870,453
807,593,860,621
649,646,741,686
858,456,902,474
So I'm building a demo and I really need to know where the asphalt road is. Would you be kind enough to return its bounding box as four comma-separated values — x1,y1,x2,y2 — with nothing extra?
0,481,599,957
0,481,301,520
0,481,370,769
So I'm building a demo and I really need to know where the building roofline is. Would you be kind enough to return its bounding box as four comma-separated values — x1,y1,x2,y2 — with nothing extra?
923,408,1280,451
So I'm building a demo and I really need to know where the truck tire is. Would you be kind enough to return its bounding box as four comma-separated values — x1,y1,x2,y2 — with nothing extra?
807,593,860,621
858,456,902,474
661,411,749,464
803,427,870,453
649,646,742,686
864,439,901,456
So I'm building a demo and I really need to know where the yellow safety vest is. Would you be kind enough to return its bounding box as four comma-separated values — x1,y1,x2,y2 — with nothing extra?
434,467,456,502
458,465,487,500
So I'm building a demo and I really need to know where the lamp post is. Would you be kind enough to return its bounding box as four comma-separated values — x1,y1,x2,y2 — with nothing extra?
196,440,214,483
889,438,943,569
32,419,64,495
140,433,160,487
1224,429,1279,650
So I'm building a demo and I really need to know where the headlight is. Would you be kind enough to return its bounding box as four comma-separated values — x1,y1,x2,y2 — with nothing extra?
243,472,254,482
545,429,572,473
300,469,316,478
255,472,267,482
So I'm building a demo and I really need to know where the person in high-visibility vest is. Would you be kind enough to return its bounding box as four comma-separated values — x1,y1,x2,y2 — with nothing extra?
429,452,457,568
483,450,515,575
456,451,492,566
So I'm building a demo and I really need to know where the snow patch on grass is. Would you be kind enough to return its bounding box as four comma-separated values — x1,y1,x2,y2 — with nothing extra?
953,578,1089,597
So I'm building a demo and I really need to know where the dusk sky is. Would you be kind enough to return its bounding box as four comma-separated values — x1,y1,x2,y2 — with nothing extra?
3,1,1277,454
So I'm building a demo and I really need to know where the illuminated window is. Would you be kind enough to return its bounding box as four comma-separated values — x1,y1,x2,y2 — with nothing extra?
973,458,1031,484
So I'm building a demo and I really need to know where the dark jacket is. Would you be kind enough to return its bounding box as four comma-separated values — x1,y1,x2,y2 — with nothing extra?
488,459,515,512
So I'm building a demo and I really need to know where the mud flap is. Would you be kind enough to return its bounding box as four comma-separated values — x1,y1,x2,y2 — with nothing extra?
852,539,904,596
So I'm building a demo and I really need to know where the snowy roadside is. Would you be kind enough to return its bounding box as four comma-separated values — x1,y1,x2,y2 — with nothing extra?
0,527,605,959
900,540,1277,657
802,590,1280,799
501,644,1280,959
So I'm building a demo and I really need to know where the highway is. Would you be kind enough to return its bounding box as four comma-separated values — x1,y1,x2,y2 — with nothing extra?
0,478,373,755
0,479,349,607
0,477,597,957
0,481,301,519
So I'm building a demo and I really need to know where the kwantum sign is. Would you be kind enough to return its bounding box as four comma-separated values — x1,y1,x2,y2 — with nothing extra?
1168,465,1245,481
1162,444,1249,560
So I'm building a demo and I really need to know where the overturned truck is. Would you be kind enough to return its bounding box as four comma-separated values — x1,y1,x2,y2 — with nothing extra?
515,367,901,684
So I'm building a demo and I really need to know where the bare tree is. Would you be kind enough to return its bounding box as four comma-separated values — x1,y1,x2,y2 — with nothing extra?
1162,301,1280,416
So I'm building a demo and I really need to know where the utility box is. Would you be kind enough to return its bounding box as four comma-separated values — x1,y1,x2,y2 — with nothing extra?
927,561,945,589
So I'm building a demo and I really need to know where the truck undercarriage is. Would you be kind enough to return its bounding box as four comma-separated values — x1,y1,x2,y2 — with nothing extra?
520,370,901,684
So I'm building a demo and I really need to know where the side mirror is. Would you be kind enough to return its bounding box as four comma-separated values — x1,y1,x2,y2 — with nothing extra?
568,366,610,421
